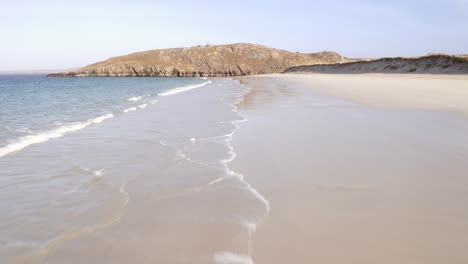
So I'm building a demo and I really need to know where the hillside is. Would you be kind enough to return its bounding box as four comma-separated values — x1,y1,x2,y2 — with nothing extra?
48,43,348,77
284,54,468,74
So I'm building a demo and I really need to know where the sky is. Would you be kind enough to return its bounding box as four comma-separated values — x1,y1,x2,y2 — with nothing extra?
1,0,468,70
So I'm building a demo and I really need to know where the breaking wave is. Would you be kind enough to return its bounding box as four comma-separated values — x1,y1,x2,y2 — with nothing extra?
158,80,212,96
0,114,114,158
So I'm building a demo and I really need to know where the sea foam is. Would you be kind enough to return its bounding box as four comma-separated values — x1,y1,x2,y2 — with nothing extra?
0,114,114,158
126,96,143,102
158,80,212,96
213,252,254,264
123,107,137,113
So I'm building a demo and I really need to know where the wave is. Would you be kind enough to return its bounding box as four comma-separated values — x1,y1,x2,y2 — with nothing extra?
91,114,114,124
158,80,212,96
123,107,137,113
79,167,104,178
0,114,114,158
137,104,147,109
126,96,143,102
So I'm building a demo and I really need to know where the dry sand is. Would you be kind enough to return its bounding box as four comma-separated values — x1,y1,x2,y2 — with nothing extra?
283,73,468,112
231,73,468,264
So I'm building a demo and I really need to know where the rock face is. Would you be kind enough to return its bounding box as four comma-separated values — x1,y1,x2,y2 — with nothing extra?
48,43,348,77
285,54,468,74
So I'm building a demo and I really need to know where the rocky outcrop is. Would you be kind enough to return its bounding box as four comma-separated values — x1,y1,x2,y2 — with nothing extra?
48,43,348,77
284,54,468,74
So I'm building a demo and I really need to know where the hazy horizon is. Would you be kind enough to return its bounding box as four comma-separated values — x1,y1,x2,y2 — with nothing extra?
2,0,468,71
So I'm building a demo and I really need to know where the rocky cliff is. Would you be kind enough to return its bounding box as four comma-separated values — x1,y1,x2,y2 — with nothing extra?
48,43,348,77
284,54,468,74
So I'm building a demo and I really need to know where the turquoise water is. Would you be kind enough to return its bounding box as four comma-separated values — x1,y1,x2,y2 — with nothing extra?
0,75,208,157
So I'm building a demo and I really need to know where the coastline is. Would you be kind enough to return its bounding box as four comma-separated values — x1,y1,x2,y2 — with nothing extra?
231,73,468,264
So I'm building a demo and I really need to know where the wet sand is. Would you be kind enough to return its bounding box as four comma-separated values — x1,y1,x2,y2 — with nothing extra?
232,74,468,264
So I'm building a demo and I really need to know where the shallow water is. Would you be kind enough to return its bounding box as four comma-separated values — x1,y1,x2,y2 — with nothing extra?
0,75,210,157
0,77,267,264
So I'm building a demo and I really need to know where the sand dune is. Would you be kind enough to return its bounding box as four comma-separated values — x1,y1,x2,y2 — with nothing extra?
285,54,468,74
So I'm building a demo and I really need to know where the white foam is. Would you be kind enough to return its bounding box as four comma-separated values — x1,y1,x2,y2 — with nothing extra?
217,86,270,263
206,176,224,187
126,96,143,102
94,169,103,177
214,252,254,264
158,80,212,96
123,107,137,113
80,167,104,177
0,114,114,158
90,114,114,124
178,84,268,264
123,104,146,113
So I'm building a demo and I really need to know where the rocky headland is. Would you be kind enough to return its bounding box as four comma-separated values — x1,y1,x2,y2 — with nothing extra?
48,43,348,77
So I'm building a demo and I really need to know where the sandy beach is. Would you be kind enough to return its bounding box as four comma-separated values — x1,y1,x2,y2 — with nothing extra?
2,74,468,264
3,0,468,262
232,73,468,264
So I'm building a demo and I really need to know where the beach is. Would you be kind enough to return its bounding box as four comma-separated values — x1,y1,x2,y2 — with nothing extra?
232,73,468,264
2,73,468,264
3,0,467,262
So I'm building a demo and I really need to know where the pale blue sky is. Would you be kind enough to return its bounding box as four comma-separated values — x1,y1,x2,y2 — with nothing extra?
2,0,468,70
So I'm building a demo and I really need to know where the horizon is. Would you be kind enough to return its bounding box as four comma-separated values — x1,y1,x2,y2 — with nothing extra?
2,0,468,71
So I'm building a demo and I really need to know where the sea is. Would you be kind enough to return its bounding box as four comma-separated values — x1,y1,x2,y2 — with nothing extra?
0,75,268,264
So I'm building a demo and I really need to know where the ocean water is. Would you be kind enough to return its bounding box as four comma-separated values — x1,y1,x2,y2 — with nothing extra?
0,75,268,264
0,75,210,157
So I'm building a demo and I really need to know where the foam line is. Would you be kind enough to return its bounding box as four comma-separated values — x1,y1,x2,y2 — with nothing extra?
219,85,270,263
0,114,114,158
123,107,137,113
175,83,269,263
126,96,143,102
158,80,212,96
